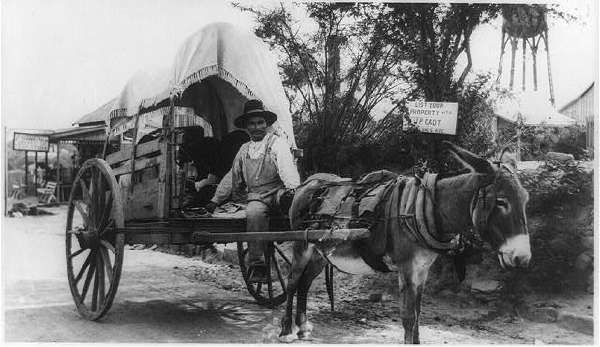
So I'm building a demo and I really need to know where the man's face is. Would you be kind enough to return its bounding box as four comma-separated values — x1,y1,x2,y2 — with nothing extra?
246,115,267,141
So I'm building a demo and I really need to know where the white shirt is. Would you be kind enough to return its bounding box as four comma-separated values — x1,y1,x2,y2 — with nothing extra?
211,134,300,204
247,135,300,189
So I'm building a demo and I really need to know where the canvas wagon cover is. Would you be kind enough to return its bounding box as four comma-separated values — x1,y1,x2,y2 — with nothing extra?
110,68,172,120
140,22,297,148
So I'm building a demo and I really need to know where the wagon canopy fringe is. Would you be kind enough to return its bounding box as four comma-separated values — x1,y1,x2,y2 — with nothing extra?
177,65,256,99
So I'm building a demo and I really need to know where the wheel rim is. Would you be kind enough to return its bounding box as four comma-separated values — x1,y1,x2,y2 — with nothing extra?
237,242,291,308
66,159,124,320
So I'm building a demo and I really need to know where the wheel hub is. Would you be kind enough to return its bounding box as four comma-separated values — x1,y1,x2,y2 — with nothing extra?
76,228,100,249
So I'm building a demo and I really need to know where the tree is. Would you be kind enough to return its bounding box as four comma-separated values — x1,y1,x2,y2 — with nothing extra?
235,2,575,174
235,2,411,173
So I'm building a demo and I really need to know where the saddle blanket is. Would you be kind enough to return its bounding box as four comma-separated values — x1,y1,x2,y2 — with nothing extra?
296,170,446,258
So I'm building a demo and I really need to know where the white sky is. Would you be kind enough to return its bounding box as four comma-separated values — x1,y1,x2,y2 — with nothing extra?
1,0,597,130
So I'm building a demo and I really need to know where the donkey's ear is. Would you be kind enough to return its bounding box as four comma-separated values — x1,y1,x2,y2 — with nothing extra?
499,148,517,170
442,141,494,174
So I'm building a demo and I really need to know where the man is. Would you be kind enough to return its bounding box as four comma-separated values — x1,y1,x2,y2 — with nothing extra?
205,99,300,282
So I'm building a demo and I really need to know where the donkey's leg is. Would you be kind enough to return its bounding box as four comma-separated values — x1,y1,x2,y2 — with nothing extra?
413,284,424,344
296,254,326,339
398,272,419,344
279,243,315,341
400,250,438,344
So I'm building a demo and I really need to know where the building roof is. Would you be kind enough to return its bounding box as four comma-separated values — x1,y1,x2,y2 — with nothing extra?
559,82,595,112
48,125,106,143
494,90,576,127
73,98,117,126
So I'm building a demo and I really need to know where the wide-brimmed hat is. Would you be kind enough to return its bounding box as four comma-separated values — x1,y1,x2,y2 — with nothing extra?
234,99,277,128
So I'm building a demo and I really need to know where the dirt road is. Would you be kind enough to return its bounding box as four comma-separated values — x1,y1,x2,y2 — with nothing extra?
3,206,593,343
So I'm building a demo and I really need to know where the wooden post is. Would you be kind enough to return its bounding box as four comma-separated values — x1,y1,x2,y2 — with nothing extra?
516,123,522,161
56,142,61,202
522,38,526,91
509,37,518,90
496,30,507,84
129,114,141,193
24,151,29,194
34,151,38,196
4,127,8,215
543,30,555,106
158,96,175,218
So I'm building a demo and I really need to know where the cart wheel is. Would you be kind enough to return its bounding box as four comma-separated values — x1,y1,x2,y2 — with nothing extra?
66,158,124,321
237,241,291,308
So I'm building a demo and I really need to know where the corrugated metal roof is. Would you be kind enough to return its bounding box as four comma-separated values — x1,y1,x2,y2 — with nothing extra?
73,98,117,126
559,82,595,112
48,125,106,142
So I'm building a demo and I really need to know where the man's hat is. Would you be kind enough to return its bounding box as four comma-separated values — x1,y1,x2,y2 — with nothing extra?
234,99,277,128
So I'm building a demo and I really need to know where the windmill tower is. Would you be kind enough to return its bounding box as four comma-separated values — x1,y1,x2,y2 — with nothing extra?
496,4,555,106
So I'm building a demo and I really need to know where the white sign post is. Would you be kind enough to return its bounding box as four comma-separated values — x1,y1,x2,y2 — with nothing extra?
406,101,458,135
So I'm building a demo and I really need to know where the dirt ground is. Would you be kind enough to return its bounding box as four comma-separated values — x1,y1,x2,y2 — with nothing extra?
2,204,595,344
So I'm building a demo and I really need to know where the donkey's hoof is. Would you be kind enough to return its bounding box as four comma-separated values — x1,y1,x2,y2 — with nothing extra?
278,333,298,343
297,331,312,340
299,321,313,332
278,325,299,343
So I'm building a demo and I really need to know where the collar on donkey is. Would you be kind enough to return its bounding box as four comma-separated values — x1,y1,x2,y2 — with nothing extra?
399,173,461,253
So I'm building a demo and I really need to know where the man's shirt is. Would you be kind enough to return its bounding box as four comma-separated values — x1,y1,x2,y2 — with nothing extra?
211,134,300,204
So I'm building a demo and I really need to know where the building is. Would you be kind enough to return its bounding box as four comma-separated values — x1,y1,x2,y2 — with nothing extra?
559,83,595,151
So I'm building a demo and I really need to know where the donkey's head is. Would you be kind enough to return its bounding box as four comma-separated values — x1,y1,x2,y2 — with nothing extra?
444,141,531,268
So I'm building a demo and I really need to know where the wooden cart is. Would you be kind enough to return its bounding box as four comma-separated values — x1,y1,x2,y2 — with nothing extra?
64,23,371,321
65,156,369,320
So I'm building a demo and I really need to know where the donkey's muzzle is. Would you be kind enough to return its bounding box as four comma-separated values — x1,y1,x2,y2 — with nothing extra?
499,234,531,268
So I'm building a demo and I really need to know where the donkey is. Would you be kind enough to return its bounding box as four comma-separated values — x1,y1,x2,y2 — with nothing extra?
278,141,531,344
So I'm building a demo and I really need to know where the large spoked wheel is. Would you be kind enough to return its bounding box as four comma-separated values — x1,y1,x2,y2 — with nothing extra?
66,158,124,321
237,242,291,308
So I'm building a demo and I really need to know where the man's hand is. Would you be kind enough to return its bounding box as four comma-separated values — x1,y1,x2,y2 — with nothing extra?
195,178,210,192
277,188,295,213
204,201,218,214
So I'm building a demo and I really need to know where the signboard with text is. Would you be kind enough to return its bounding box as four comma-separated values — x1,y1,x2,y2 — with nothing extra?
13,132,50,152
406,101,458,135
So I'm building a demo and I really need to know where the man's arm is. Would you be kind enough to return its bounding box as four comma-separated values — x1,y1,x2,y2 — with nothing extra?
210,145,247,205
210,170,232,205
272,137,301,189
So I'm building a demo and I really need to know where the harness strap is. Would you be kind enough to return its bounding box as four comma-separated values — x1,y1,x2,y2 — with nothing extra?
399,173,460,252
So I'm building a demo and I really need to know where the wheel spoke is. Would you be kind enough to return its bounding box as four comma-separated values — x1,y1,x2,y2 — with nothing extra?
91,168,99,225
91,262,99,311
97,172,106,222
100,240,116,254
98,194,114,233
266,249,273,301
73,200,92,228
74,251,93,284
81,254,96,302
274,244,291,264
69,247,87,259
80,178,95,225
273,253,287,293
79,179,92,206
97,251,106,308
100,247,113,284
99,219,114,237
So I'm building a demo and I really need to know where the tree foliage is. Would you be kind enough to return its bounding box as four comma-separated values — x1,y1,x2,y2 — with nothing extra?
235,2,574,175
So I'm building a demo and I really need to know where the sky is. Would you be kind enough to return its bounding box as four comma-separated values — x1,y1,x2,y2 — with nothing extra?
1,0,597,131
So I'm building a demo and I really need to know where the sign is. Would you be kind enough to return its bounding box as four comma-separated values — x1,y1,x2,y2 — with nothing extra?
13,132,50,152
406,101,458,135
